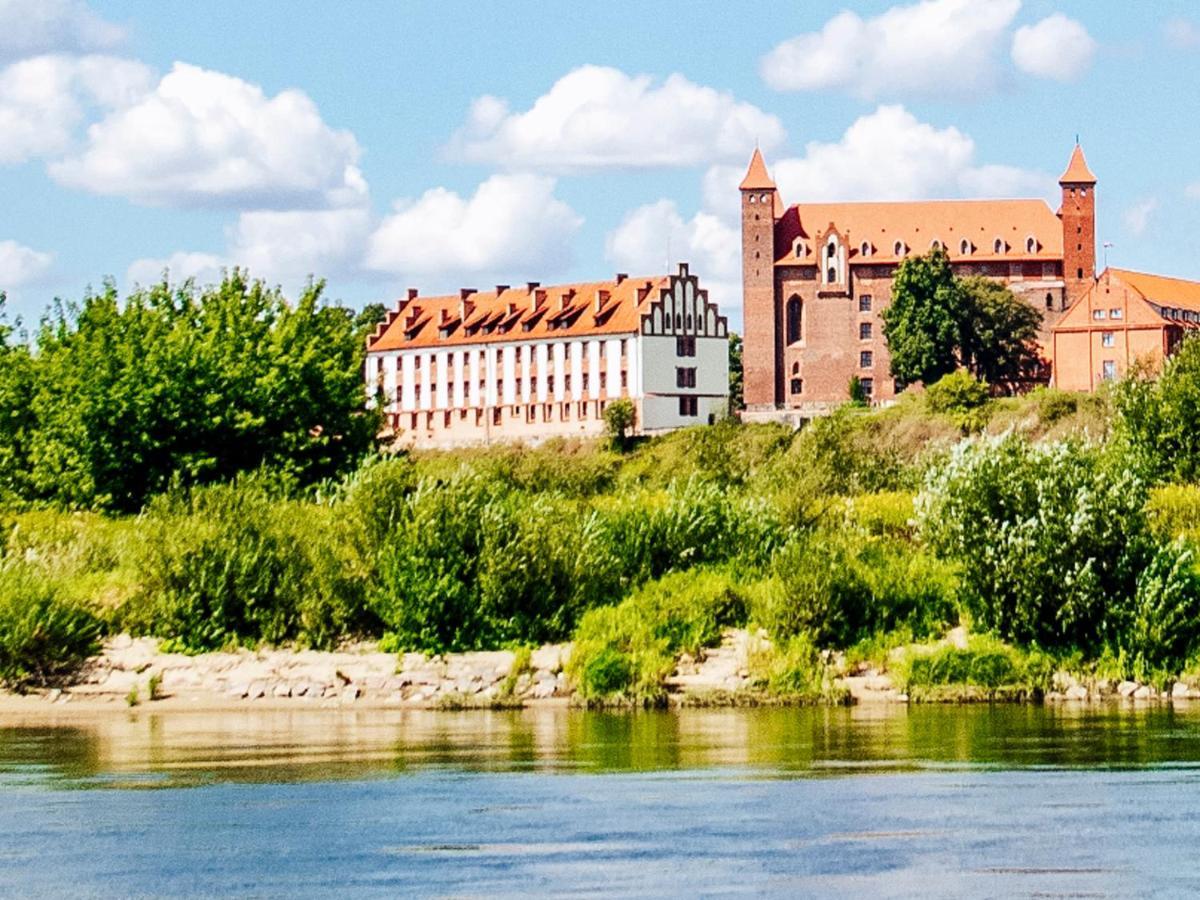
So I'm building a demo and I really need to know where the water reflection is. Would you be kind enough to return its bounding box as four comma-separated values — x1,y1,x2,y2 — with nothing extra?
4,703,1200,789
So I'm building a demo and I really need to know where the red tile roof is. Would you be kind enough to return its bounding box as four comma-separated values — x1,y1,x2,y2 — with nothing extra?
774,198,1064,265
1110,268,1200,314
739,148,776,191
367,275,672,352
1059,144,1096,184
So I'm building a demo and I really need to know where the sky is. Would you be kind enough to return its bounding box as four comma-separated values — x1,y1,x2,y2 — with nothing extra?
2,0,1200,332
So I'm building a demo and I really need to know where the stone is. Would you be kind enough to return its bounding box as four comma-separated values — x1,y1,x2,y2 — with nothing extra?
1173,682,1192,699
292,682,311,697
228,682,249,698
531,680,556,699
272,683,292,698
1133,685,1154,700
1064,685,1089,701
1118,681,1140,698
246,681,267,700
341,685,360,702
47,688,62,702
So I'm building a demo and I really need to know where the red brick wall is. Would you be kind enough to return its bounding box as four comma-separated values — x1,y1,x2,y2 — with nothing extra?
1061,182,1096,309
742,189,781,408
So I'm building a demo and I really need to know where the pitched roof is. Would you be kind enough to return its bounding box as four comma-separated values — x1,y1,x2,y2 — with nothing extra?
1059,144,1096,184
739,148,776,191
773,198,1064,265
1110,268,1200,314
367,275,673,352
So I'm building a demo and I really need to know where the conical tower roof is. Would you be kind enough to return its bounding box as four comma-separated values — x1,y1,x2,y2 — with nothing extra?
1059,143,1096,184
739,148,776,190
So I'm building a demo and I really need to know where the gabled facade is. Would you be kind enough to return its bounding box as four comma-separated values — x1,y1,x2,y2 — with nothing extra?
741,144,1098,413
365,263,729,448
1052,268,1200,391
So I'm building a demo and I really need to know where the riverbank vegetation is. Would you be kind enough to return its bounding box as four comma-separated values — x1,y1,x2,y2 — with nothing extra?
5,272,1200,702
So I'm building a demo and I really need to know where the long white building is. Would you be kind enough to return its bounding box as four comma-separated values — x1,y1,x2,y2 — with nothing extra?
365,263,729,448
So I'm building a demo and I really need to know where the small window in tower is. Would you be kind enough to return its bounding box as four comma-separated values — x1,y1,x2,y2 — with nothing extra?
1045,292,1053,310
859,295,872,312
790,378,803,395
1081,188,1088,197
860,322,872,340
747,194,757,204
760,193,771,203
1077,267,1084,279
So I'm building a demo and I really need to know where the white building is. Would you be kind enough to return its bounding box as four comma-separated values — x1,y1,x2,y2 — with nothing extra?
364,263,729,448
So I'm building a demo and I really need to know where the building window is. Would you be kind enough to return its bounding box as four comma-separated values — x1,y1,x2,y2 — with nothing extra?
686,314,693,330
1026,236,1037,254
564,375,572,392
960,239,972,255
860,378,874,399
994,238,1005,254
790,378,803,395
859,295,872,312
894,240,905,257
1092,309,1106,320
676,336,696,356
1102,360,1117,381
786,295,802,344
675,367,696,388
621,371,628,388
678,396,698,416
860,322,872,340
1077,267,1084,279
1102,332,1115,348
1045,292,1053,310
860,241,871,257
860,351,873,368
547,375,555,392
599,373,607,390
1110,308,1123,319
827,267,837,282
930,239,942,251
675,313,682,329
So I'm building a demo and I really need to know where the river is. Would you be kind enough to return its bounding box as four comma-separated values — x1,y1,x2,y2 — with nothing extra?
2,704,1198,897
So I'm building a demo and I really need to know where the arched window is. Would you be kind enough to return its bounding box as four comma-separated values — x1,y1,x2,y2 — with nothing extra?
931,239,943,251
794,240,807,257
860,241,871,257
894,240,906,257
760,193,771,203
1077,267,1084,279
827,267,837,283
994,238,1005,254
1045,292,1053,310
827,241,837,261
786,296,802,344
1026,236,1037,253
747,194,757,204
960,239,972,255
791,362,800,375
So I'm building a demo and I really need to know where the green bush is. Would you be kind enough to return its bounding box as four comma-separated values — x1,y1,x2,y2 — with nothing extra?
899,636,1051,697
0,563,101,688
1145,484,1200,542
846,492,916,538
919,434,1150,652
1032,387,1079,426
567,569,748,704
925,371,991,433
748,632,827,698
1122,539,1200,682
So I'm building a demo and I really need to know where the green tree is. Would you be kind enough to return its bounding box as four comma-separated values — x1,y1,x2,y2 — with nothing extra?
727,332,744,413
848,375,868,405
26,272,379,511
604,397,636,450
881,249,961,389
1115,335,1200,484
0,295,34,501
957,277,1042,392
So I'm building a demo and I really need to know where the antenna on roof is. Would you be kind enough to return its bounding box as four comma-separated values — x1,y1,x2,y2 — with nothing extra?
1075,133,1080,145
666,235,671,273
1103,241,1114,269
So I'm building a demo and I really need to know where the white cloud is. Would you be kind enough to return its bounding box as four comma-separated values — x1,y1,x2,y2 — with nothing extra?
1165,17,1200,49
50,62,365,209
229,207,372,285
1123,198,1158,237
0,53,152,164
0,0,124,63
126,251,226,288
0,239,52,288
448,64,785,171
365,174,582,277
1012,14,1096,81
767,105,1053,204
605,199,740,316
760,0,1020,99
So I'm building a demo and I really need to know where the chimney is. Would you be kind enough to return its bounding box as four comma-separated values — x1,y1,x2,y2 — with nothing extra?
438,308,450,326
677,261,689,278
460,288,476,300
526,281,540,291
506,301,518,316
637,282,652,303
496,284,510,294
615,273,628,284
407,288,418,301
532,288,547,312
594,289,610,312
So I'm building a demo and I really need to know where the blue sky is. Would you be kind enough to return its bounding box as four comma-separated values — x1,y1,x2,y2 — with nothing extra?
2,0,1200,331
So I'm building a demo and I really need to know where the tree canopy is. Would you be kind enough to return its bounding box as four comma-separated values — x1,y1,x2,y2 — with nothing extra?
881,249,1042,393
0,272,379,512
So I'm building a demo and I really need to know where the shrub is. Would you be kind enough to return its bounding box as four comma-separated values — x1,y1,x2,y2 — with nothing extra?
1121,539,1200,682
748,632,827,698
1114,337,1200,483
604,398,636,450
846,491,916,538
567,568,748,704
1033,387,1079,426
0,562,101,688
1145,484,1200,542
919,434,1150,652
898,635,1052,698
925,371,991,433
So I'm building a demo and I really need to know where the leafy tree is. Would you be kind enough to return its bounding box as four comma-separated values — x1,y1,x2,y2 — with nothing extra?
354,302,388,341
727,332,744,412
0,295,34,501
604,397,636,450
26,271,378,511
957,277,1042,392
881,249,961,389
882,250,1042,394
1115,335,1200,484
848,375,868,405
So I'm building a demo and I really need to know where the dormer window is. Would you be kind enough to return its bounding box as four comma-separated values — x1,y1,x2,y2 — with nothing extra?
1025,235,1038,254
894,240,906,257
960,239,972,255
794,240,807,258
994,238,1005,254
860,241,871,257
931,239,943,252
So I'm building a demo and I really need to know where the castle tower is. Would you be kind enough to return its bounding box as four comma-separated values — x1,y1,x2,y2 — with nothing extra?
740,149,781,409
1060,143,1097,310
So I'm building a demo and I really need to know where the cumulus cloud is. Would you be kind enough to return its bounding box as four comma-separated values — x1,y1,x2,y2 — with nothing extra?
1012,14,1097,81
448,65,785,171
50,62,365,209
0,0,124,63
228,207,372,285
760,0,1020,99
1123,198,1158,237
365,174,582,277
605,199,740,315
1165,17,1200,49
0,53,152,164
126,251,226,288
0,239,52,288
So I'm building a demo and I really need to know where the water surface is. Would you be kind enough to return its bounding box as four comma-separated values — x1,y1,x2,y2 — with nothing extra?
2,704,1198,897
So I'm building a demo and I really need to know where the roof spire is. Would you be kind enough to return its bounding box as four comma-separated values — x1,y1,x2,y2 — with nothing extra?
1059,142,1096,185
739,147,776,191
